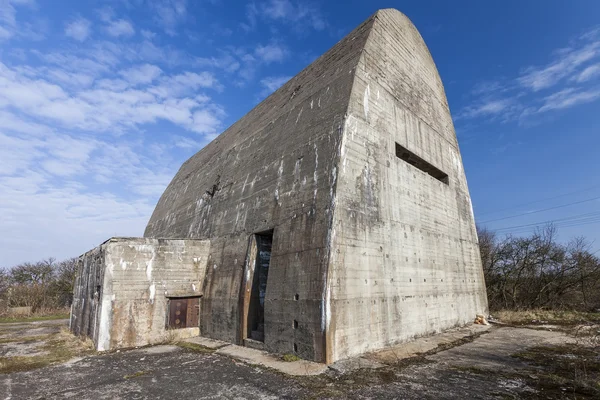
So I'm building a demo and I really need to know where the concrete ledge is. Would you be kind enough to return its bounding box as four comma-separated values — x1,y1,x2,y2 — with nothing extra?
365,324,492,365
215,345,328,376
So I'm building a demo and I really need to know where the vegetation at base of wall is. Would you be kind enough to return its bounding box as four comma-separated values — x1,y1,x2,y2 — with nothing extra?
478,224,600,313
493,309,600,326
174,341,215,354
0,258,77,316
281,353,301,362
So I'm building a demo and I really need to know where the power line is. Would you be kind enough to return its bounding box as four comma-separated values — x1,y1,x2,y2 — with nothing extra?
480,195,600,224
477,183,600,217
491,210,600,232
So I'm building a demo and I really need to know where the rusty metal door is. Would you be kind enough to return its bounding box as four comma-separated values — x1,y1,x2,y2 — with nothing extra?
168,297,200,329
169,298,188,329
186,297,200,327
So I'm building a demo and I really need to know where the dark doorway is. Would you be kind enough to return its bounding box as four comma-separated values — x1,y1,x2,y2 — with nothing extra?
247,231,273,342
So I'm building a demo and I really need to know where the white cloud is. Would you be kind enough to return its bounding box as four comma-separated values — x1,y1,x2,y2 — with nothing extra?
65,17,91,42
119,64,163,85
148,0,188,36
538,87,600,112
255,43,288,63
241,2,258,32
106,19,135,37
0,0,38,41
141,29,156,40
458,26,600,123
0,107,193,266
173,135,203,149
0,60,224,136
574,64,600,82
195,53,241,73
191,107,225,136
259,75,290,97
257,0,326,32
518,42,600,91
456,99,514,120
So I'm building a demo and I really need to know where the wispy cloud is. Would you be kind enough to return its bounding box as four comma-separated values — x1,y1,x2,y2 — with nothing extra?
458,26,600,124
259,75,291,98
255,43,288,63
119,63,163,85
0,0,39,41
538,87,600,112
148,0,188,36
242,0,326,33
261,0,325,31
0,0,323,265
65,16,92,42
106,19,135,37
518,42,600,91
574,63,600,82
0,60,224,135
141,29,156,40
455,98,515,121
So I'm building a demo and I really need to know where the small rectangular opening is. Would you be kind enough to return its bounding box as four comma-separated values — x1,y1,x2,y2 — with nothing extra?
395,142,449,184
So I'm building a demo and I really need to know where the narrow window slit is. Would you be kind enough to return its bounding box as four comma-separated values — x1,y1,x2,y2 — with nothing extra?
395,143,449,184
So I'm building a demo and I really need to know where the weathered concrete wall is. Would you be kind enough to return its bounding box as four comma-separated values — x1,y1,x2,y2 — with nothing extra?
71,238,210,351
71,243,105,346
142,8,487,364
327,9,488,362
144,17,376,362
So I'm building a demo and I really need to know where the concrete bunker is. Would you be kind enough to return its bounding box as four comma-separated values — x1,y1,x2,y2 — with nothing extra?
71,8,488,363
70,238,209,351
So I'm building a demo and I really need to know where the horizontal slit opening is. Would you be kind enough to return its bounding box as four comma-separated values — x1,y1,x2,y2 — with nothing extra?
395,142,449,185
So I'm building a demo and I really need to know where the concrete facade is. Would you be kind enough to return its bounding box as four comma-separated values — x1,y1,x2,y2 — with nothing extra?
327,10,487,362
71,9,487,363
70,238,210,351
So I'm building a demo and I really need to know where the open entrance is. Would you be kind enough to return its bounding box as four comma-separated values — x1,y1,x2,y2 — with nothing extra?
240,230,273,344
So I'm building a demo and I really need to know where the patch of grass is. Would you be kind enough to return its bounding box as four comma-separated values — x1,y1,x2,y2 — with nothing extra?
494,309,600,326
0,327,94,374
174,341,214,354
512,344,600,398
0,313,70,324
0,335,48,344
124,370,150,379
281,353,301,362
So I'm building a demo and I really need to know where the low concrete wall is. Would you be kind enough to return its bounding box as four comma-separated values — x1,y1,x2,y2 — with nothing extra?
71,238,210,351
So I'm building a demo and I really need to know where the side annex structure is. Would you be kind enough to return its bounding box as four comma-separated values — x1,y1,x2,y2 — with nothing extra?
71,8,488,364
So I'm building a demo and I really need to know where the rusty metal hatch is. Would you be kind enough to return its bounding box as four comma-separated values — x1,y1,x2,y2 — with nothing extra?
167,297,200,329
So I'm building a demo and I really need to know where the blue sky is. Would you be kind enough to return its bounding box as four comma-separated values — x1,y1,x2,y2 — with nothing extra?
1,0,599,266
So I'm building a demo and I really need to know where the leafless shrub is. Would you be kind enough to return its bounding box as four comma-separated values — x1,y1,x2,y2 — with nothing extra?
478,224,600,312
0,257,78,314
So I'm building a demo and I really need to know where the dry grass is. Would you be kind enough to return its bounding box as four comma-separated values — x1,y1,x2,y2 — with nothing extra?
0,335,48,344
124,370,150,379
0,308,70,324
281,353,301,362
174,341,215,354
494,309,600,326
512,344,600,398
0,327,94,374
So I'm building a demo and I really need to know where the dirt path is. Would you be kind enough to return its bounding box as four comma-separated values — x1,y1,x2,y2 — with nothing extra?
1,320,598,399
